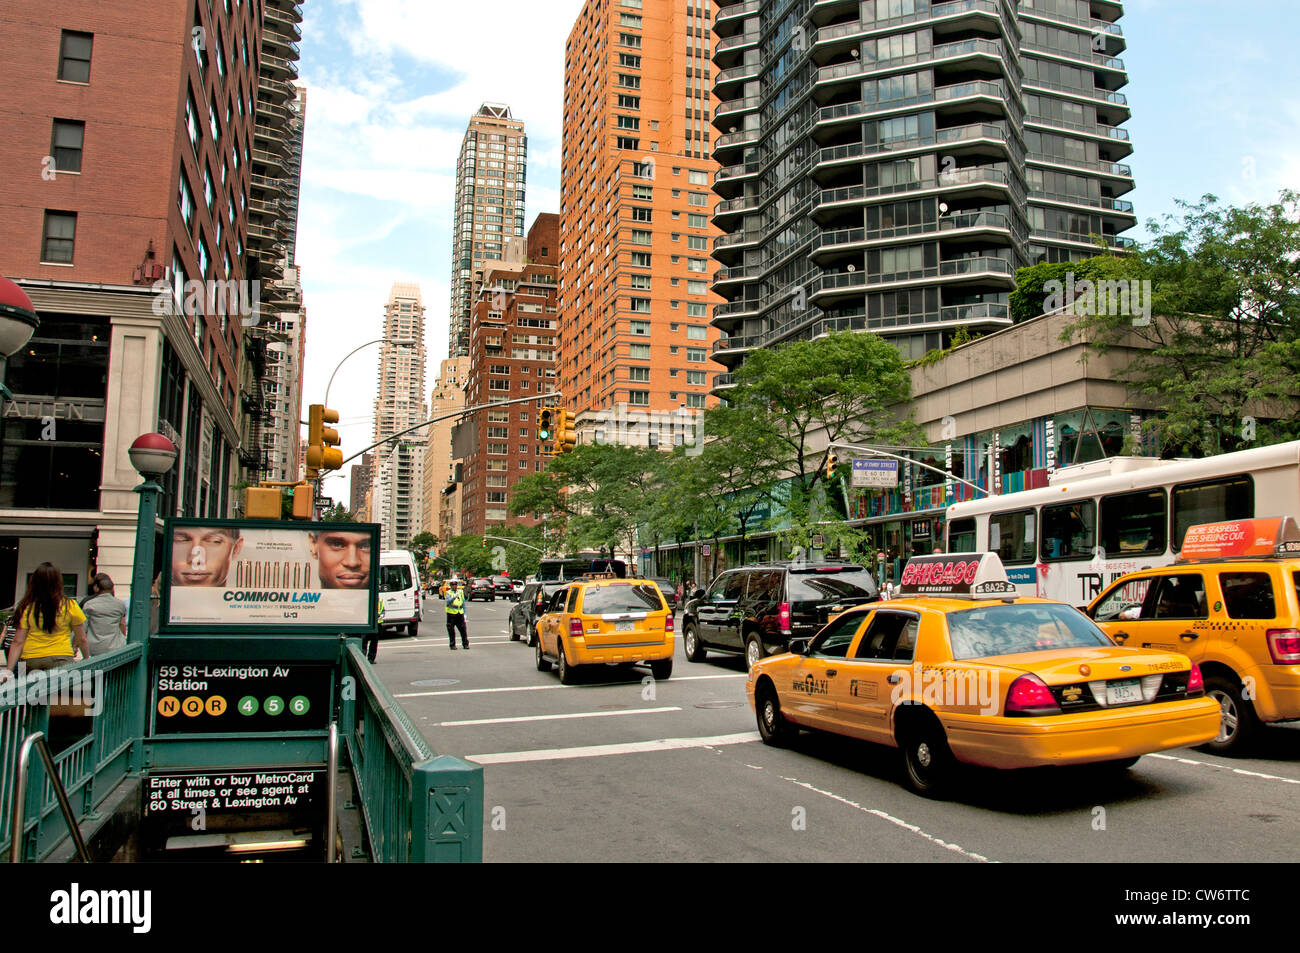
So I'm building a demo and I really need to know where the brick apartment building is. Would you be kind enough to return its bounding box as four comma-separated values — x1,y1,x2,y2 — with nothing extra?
0,1,302,604
559,0,725,444
461,214,560,535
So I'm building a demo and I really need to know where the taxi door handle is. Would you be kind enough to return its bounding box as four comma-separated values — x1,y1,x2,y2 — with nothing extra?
887,674,902,684
1179,631,1199,641
826,669,838,677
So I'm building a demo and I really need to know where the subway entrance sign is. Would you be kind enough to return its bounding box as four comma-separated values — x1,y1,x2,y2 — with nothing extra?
142,518,379,859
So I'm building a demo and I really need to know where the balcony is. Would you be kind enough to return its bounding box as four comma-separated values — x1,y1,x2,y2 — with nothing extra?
716,0,760,27
1021,40,1124,74
1029,189,1135,215
1025,153,1132,179
815,80,1016,132
714,229,764,251
265,0,304,23
251,147,285,171
715,95,762,123
263,5,304,39
814,123,1018,173
712,330,766,354
810,257,1015,299
716,30,759,54
714,60,761,88
713,299,762,320
714,126,760,151
815,37,1009,90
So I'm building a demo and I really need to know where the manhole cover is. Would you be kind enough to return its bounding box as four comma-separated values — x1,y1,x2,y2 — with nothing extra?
695,701,744,710
409,679,460,688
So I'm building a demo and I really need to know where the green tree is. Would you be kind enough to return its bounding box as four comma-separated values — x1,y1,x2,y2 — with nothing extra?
1057,191,1300,455
321,503,356,522
482,523,545,578
443,535,496,577
407,531,438,577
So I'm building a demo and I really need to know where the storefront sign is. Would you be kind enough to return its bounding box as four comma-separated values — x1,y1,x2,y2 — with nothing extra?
3,397,106,423
1045,418,1056,472
912,520,931,539
993,431,1002,494
944,443,953,504
851,458,899,488
151,662,333,734
160,518,379,634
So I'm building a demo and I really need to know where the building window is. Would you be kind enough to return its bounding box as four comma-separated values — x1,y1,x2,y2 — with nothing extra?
687,258,706,273
686,393,706,408
688,213,707,228
686,302,707,317
185,90,201,152
629,366,650,382
688,170,708,185
630,252,651,268
178,173,195,229
49,120,85,173
628,297,651,313
41,211,77,263
628,390,650,406
687,325,706,339
630,320,650,335
687,370,707,385
630,206,652,222
687,235,708,250
686,347,706,362
630,343,651,359
58,31,93,83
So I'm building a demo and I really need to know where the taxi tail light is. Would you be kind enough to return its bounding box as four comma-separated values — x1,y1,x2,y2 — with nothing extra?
665,613,674,632
1004,674,1061,716
778,602,792,635
568,618,584,639
1266,629,1300,664
1187,663,1204,695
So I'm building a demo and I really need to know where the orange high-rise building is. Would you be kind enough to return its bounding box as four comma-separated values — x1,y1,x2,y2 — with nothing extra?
559,0,723,444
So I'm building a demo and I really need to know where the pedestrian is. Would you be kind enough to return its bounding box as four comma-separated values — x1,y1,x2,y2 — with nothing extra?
1,562,90,681
81,573,127,656
445,579,469,650
364,594,383,664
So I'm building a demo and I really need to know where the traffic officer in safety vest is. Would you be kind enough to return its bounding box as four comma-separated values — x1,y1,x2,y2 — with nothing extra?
445,580,469,650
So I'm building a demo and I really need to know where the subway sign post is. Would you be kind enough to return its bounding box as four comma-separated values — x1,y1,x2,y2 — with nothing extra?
143,517,482,861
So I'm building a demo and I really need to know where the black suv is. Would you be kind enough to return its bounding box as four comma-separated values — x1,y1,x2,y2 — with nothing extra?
508,581,567,645
681,563,879,670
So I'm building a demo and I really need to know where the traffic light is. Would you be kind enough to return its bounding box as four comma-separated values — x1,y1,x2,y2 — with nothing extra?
824,450,839,481
306,403,342,478
538,408,553,443
553,408,577,454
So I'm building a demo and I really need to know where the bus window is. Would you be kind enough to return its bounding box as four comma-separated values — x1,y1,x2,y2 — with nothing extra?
948,517,976,552
1041,500,1096,561
1101,489,1167,557
1172,475,1253,551
989,509,1037,564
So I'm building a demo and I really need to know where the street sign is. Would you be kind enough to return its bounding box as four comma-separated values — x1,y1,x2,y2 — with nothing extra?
151,662,334,734
144,767,327,818
852,458,899,488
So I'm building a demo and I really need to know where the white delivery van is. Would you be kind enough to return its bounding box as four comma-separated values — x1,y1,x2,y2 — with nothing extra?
379,550,422,636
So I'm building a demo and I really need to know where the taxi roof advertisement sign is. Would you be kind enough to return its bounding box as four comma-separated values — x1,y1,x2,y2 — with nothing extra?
159,518,379,634
1179,516,1300,561
900,552,1016,598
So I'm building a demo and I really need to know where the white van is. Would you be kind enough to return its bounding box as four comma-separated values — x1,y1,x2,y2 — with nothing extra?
379,550,421,636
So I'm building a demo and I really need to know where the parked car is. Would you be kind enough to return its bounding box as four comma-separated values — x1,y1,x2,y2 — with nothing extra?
491,575,516,599
511,579,525,599
682,562,880,670
467,578,496,602
648,577,678,611
379,550,422,637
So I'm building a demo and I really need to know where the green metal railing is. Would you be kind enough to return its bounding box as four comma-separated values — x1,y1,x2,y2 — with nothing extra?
341,642,482,862
1,645,144,862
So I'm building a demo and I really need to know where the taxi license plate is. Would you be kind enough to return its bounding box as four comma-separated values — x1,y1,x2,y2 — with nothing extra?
615,621,634,632
1106,679,1143,706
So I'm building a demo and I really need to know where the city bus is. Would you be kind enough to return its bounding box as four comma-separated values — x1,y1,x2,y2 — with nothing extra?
945,440,1300,607
536,553,628,582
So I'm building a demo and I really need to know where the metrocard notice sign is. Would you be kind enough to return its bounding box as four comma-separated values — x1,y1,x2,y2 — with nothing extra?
160,518,379,634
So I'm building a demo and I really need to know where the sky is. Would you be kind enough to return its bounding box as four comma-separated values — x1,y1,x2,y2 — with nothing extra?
293,0,1300,506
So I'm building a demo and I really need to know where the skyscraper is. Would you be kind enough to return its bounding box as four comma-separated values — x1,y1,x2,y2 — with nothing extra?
708,0,1135,383
448,104,528,359
559,0,723,438
370,283,428,548
421,357,470,543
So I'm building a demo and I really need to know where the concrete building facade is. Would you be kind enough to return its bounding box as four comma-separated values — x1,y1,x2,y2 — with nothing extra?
448,104,528,359
559,0,724,440
422,357,469,545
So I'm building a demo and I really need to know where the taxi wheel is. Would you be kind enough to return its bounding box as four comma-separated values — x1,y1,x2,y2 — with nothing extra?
535,640,551,672
684,624,706,663
650,658,673,680
557,642,579,685
1201,676,1260,755
756,683,794,746
900,717,955,798
744,634,764,671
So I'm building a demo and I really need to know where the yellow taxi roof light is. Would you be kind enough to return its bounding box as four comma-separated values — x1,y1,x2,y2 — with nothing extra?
899,552,1017,599
1176,516,1300,563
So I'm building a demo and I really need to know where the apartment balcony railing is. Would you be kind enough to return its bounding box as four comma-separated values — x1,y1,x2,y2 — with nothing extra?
715,60,762,86
715,127,760,150
810,257,1014,297
815,124,1021,173
715,95,762,120
1021,41,1124,72
716,0,761,25
263,4,304,38
716,30,759,53
1029,190,1136,214
1025,152,1133,178
712,330,767,354
1021,77,1128,106
715,229,764,250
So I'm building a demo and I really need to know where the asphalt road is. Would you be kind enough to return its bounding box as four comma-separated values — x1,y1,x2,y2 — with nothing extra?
367,596,1300,863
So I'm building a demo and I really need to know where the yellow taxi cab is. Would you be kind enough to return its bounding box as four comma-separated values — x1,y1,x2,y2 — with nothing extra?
1087,516,1300,754
746,552,1221,797
534,575,674,684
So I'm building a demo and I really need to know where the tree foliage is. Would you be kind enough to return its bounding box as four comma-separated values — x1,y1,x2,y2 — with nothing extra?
1057,191,1300,455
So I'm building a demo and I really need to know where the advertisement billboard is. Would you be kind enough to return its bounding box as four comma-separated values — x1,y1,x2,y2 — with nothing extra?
159,519,379,634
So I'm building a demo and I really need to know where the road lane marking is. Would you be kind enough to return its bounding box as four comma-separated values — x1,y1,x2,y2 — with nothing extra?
438,706,681,727
780,776,994,863
467,731,761,764
1148,753,1300,785
394,673,746,698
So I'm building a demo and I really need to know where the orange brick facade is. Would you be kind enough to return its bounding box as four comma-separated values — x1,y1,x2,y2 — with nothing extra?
559,0,724,436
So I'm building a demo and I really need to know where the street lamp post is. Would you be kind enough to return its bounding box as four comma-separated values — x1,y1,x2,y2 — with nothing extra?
323,337,416,408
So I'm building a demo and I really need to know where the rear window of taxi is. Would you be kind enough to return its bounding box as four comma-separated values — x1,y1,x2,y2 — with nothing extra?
580,583,665,615
947,603,1110,660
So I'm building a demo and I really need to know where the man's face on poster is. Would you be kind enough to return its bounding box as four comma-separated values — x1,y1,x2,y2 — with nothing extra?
311,532,372,589
172,528,242,587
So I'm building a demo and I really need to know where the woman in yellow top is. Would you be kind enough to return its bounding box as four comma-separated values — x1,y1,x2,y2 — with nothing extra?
1,562,90,680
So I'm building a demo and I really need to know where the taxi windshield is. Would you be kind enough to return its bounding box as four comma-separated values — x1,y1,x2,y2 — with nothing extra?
581,584,663,615
946,603,1110,660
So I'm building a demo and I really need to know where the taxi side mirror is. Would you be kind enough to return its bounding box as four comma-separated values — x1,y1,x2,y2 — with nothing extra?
789,639,809,656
